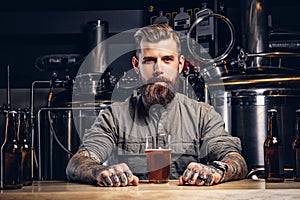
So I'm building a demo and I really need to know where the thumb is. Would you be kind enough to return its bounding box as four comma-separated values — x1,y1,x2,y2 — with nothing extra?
178,176,185,185
132,175,139,186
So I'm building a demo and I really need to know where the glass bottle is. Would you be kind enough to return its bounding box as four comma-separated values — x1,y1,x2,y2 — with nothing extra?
1,110,23,189
17,109,33,186
292,109,300,181
264,108,284,182
153,11,169,25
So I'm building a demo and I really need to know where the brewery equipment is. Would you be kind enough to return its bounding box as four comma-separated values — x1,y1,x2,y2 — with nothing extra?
152,11,169,25
186,1,300,177
242,0,268,67
29,19,117,180
195,8,214,58
174,7,191,38
86,20,108,74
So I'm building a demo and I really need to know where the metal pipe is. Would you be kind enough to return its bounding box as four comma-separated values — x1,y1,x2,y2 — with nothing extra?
30,82,50,140
49,112,53,180
184,74,192,96
85,19,108,74
36,106,107,180
30,80,50,179
187,12,235,63
204,83,209,104
67,110,72,160
30,80,66,147
243,0,268,67
209,76,300,87
37,108,42,180
79,110,83,140
247,51,300,58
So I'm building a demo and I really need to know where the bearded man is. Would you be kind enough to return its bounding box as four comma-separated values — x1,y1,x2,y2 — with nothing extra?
66,24,248,187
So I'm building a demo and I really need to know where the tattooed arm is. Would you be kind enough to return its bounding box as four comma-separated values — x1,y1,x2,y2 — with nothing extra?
66,148,139,187
220,151,248,182
179,152,248,186
66,148,107,184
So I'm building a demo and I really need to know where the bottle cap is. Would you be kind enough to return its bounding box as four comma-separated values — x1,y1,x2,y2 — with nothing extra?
268,108,277,113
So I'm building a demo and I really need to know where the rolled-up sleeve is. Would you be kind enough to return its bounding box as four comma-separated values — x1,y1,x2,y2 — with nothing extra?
199,105,242,162
80,108,118,163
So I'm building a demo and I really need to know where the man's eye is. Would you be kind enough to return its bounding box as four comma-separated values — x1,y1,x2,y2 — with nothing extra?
143,59,155,64
164,57,173,62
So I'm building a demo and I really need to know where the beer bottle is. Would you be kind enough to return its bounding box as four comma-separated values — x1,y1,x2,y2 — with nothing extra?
17,109,33,186
264,109,284,182
292,109,300,181
1,110,23,189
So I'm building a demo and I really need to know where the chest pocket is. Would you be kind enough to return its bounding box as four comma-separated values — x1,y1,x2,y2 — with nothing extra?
117,141,146,154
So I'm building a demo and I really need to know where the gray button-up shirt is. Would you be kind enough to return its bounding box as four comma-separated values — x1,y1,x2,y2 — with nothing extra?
80,93,242,179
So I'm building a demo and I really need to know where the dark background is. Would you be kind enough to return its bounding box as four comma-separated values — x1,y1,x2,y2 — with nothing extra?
0,0,300,180
0,0,299,89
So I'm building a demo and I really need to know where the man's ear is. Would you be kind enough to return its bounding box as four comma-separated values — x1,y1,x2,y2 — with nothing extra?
178,55,185,73
132,56,139,74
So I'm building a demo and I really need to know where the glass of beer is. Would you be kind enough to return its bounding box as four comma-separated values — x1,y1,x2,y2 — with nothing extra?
145,133,172,183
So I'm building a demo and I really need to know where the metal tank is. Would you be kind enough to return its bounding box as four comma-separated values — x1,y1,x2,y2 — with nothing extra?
242,0,268,67
210,72,300,173
206,0,300,176
230,87,300,170
86,19,108,74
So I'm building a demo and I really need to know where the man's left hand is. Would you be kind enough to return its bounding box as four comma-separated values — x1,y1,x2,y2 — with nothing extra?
179,162,223,186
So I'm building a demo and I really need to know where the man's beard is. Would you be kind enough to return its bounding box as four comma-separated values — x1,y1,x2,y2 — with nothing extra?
139,75,179,109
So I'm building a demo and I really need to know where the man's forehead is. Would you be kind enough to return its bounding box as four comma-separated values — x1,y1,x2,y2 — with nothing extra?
140,38,178,55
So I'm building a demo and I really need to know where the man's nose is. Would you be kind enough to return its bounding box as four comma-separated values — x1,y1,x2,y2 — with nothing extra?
153,62,163,74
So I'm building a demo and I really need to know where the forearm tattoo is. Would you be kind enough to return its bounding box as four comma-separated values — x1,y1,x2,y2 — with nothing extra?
66,148,107,184
220,152,248,182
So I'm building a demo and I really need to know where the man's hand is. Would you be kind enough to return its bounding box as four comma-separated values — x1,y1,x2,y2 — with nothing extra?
66,148,139,187
179,162,223,186
97,163,139,187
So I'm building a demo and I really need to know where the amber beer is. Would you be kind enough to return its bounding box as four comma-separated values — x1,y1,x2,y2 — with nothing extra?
264,109,284,182
17,109,33,186
145,149,171,183
1,110,23,189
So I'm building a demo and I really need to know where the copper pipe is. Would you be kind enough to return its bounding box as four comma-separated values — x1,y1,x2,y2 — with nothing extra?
209,77,300,87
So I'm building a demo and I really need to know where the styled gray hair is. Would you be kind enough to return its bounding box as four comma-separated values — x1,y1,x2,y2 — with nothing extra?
134,24,181,56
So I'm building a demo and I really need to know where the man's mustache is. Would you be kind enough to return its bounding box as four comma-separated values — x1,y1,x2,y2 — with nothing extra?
144,76,174,85
153,71,164,77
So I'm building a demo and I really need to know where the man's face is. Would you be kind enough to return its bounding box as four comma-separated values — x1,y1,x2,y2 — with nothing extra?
133,38,184,86
132,38,184,108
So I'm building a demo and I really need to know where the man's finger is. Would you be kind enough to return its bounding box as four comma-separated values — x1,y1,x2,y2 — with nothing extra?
188,170,199,184
124,169,139,186
204,174,213,186
111,172,120,186
125,170,133,180
118,172,128,186
178,176,185,185
132,175,139,186
182,167,192,181
102,175,113,186
196,172,205,186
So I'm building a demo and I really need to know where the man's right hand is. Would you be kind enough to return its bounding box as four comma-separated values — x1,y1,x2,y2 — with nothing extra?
66,149,139,187
97,163,139,187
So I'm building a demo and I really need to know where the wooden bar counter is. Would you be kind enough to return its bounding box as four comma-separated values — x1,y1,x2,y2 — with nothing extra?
1,179,300,200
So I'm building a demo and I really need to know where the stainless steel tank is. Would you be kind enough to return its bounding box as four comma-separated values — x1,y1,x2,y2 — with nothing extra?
211,90,232,134
242,0,268,67
230,88,300,170
210,72,300,171
86,19,108,74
